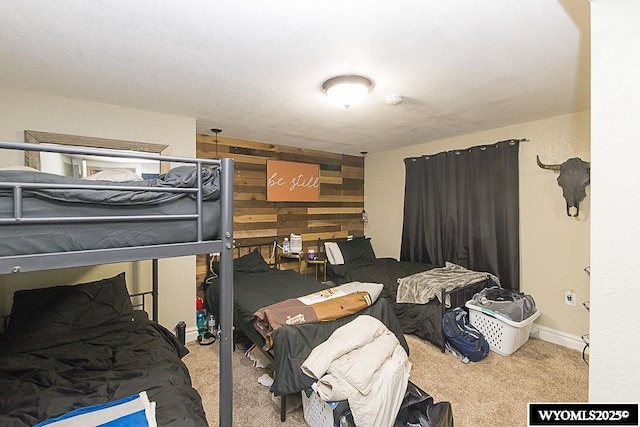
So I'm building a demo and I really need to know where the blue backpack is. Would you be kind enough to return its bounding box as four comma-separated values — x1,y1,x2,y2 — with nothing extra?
442,307,489,363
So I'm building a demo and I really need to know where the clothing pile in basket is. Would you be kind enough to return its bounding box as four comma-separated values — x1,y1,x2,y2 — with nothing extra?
301,315,410,427
469,286,537,322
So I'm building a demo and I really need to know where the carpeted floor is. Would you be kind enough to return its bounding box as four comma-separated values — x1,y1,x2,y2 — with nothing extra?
183,335,588,427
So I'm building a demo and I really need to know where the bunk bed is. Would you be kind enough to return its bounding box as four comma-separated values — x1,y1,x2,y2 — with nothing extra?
203,243,409,422
322,237,497,352
0,140,235,427
0,272,208,426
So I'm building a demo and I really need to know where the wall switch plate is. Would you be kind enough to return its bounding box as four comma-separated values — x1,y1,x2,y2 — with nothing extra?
565,289,577,306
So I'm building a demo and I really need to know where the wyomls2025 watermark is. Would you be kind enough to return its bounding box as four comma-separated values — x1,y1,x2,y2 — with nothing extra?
529,403,638,426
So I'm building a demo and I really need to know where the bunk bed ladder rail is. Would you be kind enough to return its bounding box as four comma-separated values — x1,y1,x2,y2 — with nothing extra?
218,157,234,427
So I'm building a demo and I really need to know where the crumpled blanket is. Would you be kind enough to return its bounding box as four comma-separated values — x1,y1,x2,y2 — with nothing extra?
396,262,500,305
150,166,220,200
301,315,411,427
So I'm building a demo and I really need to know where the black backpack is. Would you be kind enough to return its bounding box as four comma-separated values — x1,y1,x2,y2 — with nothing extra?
442,307,489,363
327,381,454,427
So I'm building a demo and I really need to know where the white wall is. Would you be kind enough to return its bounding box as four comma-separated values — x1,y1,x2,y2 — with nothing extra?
0,87,197,331
590,0,640,402
366,112,590,343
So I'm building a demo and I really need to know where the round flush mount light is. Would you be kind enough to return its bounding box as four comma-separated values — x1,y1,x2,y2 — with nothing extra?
322,75,374,109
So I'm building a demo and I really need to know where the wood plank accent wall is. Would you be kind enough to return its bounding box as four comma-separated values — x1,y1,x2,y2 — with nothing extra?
195,134,365,283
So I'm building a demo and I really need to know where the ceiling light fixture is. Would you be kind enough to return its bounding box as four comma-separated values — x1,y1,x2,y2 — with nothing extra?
322,75,374,109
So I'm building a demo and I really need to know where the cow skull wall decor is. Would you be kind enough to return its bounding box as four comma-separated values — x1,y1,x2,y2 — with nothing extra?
536,155,591,217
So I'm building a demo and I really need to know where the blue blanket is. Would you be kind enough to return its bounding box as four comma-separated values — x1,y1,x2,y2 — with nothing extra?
36,392,156,427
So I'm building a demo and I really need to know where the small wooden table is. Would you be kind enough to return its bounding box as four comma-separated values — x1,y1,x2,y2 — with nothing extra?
277,252,303,273
277,252,327,282
306,258,327,282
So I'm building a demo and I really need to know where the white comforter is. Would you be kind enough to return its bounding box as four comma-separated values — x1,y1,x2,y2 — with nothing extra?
301,315,411,427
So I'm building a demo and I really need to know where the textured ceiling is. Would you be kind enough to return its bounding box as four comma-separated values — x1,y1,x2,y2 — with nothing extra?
0,0,590,155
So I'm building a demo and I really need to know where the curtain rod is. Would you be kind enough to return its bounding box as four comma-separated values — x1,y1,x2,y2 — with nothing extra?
499,138,528,144
405,138,528,161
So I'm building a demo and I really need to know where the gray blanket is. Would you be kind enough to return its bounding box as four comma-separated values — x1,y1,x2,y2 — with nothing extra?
396,262,500,305
0,165,219,205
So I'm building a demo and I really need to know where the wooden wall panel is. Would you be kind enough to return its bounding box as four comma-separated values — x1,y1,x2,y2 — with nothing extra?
195,134,364,283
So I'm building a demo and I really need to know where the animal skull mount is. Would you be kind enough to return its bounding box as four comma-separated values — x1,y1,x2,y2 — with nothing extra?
536,155,590,217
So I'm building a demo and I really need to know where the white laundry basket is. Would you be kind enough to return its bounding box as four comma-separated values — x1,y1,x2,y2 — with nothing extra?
465,301,541,356
301,389,341,427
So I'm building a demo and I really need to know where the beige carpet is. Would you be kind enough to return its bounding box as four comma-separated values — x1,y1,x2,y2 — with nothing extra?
183,335,588,427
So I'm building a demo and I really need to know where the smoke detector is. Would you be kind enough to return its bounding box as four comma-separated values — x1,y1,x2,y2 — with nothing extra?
385,94,403,105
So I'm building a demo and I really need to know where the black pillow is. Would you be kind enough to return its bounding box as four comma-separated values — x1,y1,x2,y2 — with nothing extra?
233,249,270,273
337,237,376,264
6,272,133,339
211,249,271,275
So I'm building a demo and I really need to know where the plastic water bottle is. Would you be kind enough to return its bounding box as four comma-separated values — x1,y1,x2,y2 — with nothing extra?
196,296,206,337
283,237,290,253
196,311,206,337
207,314,216,334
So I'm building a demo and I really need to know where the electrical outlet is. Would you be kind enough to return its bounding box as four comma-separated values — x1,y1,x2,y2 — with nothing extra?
564,289,577,306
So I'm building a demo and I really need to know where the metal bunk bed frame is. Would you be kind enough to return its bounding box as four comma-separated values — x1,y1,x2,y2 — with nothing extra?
0,140,235,427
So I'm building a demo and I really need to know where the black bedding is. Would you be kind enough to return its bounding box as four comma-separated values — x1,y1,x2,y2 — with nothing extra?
0,274,207,426
326,257,448,343
205,261,409,397
0,166,221,257
327,253,495,350
327,257,435,300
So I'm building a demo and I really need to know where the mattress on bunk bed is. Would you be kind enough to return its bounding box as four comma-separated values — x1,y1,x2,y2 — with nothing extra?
0,166,221,256
204,251,409,397
0,273,207,427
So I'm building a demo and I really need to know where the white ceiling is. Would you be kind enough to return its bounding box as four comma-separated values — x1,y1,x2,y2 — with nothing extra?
0,0,590,155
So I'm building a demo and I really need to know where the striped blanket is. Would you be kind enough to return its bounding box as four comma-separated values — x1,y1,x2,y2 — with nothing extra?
36,392,156,427
254,282,383,350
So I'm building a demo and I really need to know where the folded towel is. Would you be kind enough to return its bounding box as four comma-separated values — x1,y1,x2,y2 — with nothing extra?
36,391,157,427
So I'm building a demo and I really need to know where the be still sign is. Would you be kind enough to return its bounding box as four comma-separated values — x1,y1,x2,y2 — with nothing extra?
267,160,320,202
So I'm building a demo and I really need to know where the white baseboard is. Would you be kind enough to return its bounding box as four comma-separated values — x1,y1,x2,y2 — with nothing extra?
185,326,199,344
171,326,198,344
168,325,199,344
532,324,586,352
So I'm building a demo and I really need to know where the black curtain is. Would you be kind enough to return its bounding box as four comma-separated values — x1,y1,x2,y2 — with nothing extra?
400,139,520,290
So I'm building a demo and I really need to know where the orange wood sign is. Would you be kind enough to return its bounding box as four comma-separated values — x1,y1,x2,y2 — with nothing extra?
267,160,320,202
